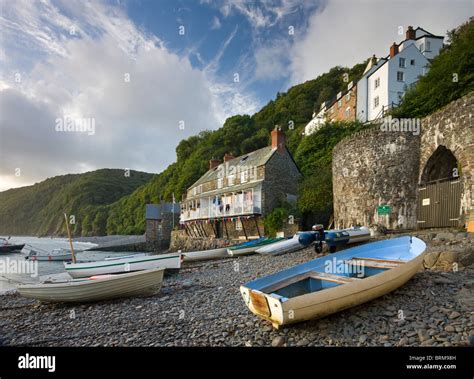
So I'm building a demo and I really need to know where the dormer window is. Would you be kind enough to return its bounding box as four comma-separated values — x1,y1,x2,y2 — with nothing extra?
241,171,248,183
426,41,431,51
228,175,235,186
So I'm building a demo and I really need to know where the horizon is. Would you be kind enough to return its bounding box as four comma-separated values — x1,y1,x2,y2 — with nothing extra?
0,0,472,192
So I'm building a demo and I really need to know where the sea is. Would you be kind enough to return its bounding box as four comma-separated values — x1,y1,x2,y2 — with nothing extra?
0,236,139,292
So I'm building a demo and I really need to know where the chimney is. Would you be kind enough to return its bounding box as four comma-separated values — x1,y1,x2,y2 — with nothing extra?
371,54,377,64
209,158,221,169
271,126,285,153
223,153,235,162
389,42,399,58
406,26,415,40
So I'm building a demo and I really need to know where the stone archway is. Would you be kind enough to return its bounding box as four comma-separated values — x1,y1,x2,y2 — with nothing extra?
420,145,459,184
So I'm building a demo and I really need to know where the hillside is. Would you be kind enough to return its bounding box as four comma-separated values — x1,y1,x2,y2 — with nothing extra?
0,169,153,236
105,62,367,235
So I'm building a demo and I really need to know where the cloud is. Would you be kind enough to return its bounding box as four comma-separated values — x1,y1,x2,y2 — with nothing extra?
289,0,473,84
211,15,222,30
0,0,259,191
253,41,291,81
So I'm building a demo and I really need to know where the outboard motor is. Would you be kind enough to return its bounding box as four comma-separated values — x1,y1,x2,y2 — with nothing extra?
311,224,325,253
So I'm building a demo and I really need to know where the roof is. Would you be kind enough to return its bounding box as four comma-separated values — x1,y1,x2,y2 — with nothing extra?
190,146,276,188
146,203,180,219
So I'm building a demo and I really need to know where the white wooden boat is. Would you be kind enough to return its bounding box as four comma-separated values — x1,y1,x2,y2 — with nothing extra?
64,252,182,278
255,234,304,256
240,236,426,328
17,268,165,303
25,247,77,261
182,247,228,262
227,237,284,257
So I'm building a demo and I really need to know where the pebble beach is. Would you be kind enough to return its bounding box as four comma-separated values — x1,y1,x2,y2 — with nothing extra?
0,233,472,347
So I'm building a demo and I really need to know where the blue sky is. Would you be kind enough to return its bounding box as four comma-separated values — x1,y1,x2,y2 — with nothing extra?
0,0,472,190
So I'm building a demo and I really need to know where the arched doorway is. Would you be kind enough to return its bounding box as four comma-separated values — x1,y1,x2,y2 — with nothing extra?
417,146,462,228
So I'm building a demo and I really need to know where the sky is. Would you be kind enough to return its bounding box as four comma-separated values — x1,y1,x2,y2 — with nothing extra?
0,0,472,191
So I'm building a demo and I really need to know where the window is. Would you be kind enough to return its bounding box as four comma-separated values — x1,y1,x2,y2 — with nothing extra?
426,41,431,51
344,107,351,118
217,178,223,189
374,96,379,108
419,43,424,52
241,171,248,183
345,93,351,102
397,71,405,82
399,58,406,68
374,77,380,89
337,99,342,108
410,59,415,65
228,175,235,186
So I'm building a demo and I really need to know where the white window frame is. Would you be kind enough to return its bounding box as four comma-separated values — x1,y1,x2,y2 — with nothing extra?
345,93,351,102
217,178,223,189
399,57,406,68
344,107,351,117
397,71,405,82
240,171,248,183
374,77,380,89
374,96,379,108
426,40,431,51
228,175,235,186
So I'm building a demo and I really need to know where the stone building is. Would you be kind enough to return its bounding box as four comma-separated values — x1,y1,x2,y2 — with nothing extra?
180,128,301,240
333,92,473,231
326,82,357,123
145,203,180,250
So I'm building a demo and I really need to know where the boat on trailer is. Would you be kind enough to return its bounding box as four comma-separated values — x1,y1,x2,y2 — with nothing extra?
227,237,284,256
240,236,426,328
17,268,165,303
64,252,182,278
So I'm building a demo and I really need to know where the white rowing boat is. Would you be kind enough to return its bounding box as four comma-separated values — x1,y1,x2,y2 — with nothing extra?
227,237,285,257
255,234,304,256
240,236,426,328
17,268,165,303
182,247,228,262
25,247,77,261
64,252,182,278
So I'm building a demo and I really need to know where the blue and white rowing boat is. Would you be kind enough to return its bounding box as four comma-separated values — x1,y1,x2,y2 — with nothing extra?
240,236,426,328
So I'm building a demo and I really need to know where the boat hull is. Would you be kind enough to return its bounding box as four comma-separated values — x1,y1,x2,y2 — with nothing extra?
241,236,425,328
0,244,25,253
64,253,181,278
255,236,303,256
182,247,228,262
17,268,165,303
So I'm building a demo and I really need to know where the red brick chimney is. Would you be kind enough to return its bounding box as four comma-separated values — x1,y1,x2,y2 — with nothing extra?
223,153,235,162
209,158,221,169
389,42,399,58
406,26,415,40
271,126,285,153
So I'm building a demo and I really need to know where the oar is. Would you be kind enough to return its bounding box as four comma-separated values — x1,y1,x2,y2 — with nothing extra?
64,213,76,264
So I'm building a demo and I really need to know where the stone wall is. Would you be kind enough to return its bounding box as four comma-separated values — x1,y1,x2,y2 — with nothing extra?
333,92,474,230
333,127,420,229
419,92,474,223
145,212,178,251
261,148,301,215
169,229,232,252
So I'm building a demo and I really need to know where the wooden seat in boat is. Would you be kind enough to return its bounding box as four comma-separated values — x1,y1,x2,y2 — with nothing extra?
345,257,406,269
261,271,361,294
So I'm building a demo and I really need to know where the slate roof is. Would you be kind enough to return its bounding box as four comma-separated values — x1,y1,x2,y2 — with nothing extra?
190,146,276,188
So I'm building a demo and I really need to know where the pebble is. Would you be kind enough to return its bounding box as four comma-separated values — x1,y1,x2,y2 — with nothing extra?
0,239,472,347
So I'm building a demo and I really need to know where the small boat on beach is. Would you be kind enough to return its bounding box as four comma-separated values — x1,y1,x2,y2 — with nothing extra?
24,247,77,261
227,237,284,256
324,226,371,251
64,252,182,278
182,247,228,262
255,233,312,256
240,236,426,328
0,238,25,253
17,268,165,303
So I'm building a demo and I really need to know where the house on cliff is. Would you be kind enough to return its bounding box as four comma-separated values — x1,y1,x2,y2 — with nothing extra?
180,128,301,240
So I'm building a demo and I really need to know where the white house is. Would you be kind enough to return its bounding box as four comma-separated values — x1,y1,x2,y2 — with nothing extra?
356,26,444,122
304,101,329,135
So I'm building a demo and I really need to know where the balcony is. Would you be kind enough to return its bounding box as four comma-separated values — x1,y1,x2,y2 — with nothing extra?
180,200,261,222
